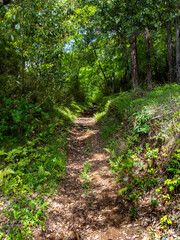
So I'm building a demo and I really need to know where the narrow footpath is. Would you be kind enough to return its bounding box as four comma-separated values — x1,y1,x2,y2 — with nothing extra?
34,109,150,240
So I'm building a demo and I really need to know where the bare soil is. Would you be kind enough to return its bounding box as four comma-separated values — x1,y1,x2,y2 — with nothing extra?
34,112,151,240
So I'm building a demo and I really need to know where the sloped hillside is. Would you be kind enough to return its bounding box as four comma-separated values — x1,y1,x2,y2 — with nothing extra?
96,84,180,239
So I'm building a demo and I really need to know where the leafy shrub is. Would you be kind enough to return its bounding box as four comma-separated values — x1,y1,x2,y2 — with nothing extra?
0,168,14,185
0,105,69,239
0,98,45,138
166,150,180,177
160,215,173,228
134,109,150,134
80,161,91,190
165,149,180,191
1,195,48,239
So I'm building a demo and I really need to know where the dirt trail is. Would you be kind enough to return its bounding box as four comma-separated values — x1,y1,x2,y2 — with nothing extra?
34,111,150,240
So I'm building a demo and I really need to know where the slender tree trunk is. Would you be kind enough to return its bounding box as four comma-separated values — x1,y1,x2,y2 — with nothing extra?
176,16,180,84
69,53,74,69
130,33,139,89
124,42,131,76
92,46,108,84
21,1,25,93
93,46,115,93
111,72,115,94
21,55,25,93
167,24,174,82
21,36,25,94
145,27,152,91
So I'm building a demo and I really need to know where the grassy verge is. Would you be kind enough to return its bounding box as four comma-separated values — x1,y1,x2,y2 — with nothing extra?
0,100,81,239
96,84,180,238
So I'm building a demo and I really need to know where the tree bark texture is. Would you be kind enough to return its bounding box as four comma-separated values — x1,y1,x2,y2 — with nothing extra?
145,28,152,91
176,16,180,84
167,24,174,82
130,33,139,89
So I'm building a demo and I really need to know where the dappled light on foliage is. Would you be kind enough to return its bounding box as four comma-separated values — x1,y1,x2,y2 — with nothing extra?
0,0,180,239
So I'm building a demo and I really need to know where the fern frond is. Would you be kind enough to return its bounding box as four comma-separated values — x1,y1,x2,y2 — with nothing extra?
0,169,14,185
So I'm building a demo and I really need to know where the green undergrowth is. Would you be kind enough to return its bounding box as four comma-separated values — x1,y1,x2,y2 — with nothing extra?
80,160,92,191
69,102,89,115
0,98,80,239
96,84,180,237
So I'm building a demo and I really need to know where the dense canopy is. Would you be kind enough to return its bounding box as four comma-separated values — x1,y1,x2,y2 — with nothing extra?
0,0,179,105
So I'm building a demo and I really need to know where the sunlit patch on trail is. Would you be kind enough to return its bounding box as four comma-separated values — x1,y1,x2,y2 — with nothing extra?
33,115,151,240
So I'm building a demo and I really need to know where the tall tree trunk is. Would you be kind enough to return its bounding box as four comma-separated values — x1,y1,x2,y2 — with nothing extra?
176,16,180,84
130,33,139,89
167,24,174,82
145,27,152,91
21,1,25,94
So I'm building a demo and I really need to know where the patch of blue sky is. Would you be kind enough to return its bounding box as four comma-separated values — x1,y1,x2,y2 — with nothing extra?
64,39,75,52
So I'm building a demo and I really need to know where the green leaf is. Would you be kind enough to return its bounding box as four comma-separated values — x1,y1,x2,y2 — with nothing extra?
0,150,7,156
